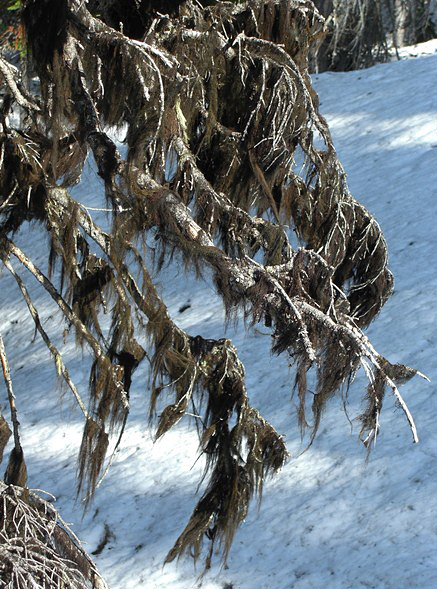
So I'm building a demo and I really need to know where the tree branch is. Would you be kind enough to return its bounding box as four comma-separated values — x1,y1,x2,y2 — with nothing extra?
0,336,21,453
3,258,90,420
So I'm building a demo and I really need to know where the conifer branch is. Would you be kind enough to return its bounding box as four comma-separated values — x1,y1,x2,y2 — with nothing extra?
6,239,125,402
3,258,89,420
0,0,425,571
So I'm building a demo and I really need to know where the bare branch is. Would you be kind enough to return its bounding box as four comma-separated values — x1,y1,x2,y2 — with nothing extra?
0,336,21,453
0,58,41,112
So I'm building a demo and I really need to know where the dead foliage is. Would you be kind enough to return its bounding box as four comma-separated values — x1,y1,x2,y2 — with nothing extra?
0,482,108,589
0,0,426,570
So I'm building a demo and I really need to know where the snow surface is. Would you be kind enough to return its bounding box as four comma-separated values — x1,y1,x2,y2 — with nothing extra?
1,42,437,589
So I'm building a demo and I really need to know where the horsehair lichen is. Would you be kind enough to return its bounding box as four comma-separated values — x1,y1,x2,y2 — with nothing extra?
0,0,426,570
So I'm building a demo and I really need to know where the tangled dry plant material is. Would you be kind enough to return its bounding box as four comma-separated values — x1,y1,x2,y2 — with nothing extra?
0,482,108,589
313,0,436,71
0,0,427,571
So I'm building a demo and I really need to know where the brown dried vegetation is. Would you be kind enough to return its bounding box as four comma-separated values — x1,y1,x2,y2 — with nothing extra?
0,0,425,571
0,482,108,589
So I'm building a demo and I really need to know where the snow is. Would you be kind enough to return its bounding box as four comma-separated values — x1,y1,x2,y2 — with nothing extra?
1,42,437,588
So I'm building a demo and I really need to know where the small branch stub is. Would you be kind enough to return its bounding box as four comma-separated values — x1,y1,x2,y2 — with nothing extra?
0,334,27,487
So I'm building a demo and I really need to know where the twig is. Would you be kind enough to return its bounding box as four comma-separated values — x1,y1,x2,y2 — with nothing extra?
248,147,281,223
0,58,41,112
3,258,89,420
5,238,128,411
0,482,109,589
0,335,21,452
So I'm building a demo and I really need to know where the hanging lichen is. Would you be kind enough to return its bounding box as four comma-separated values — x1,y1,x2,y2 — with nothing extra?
0,0,426,570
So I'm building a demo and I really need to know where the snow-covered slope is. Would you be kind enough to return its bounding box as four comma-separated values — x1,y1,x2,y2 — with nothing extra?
1,43,436,589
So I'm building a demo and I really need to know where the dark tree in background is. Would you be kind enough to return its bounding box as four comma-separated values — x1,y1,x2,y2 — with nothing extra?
312,0,435,71
0,0,428,580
